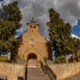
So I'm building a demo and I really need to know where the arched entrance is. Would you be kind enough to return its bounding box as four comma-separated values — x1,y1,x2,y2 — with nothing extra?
27,54,37,67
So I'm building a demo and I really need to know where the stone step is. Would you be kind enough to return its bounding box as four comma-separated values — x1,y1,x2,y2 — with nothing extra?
27,74,48,76
27,68,44,74
27,78,50,80
27,68,43,72
27,74,48,77
27,76,50,80
27,68,50,80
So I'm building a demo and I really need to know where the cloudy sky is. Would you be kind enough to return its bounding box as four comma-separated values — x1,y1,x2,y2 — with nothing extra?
0,0,80,39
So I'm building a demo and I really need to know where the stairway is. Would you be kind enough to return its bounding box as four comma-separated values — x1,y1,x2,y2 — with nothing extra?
26,68,50,80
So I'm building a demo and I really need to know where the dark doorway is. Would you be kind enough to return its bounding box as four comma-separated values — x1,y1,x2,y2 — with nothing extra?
27,54,37,67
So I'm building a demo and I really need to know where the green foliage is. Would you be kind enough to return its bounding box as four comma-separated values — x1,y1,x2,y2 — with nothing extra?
0,1,22,53
0,56,8,61
53,55,65,63
1,1,22,29
47,8,80,62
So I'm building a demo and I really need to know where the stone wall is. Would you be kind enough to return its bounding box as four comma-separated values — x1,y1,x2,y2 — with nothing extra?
0,62,25,80
17,31,49,59
16,29,49,66
48,63,80,80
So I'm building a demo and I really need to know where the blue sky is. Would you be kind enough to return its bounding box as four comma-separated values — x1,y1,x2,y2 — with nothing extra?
0,0,3,1
0,0,80,39
72,19,80,37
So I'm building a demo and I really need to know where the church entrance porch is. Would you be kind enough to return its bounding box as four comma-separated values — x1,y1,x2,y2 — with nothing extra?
27,54,37,67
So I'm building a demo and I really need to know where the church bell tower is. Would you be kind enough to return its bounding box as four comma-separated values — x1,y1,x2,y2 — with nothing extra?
27,18,39,31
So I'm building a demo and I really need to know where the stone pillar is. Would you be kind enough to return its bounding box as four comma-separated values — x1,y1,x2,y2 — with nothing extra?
65,54,68,63
24,59,28,66
37,58,41,67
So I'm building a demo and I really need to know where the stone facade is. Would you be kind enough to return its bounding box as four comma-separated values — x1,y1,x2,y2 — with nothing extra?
0,62,25,80
15,19,52,67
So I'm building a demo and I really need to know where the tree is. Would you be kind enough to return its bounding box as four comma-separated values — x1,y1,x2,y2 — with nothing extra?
0,1,22,54
47,8,79,63
71,38,80,61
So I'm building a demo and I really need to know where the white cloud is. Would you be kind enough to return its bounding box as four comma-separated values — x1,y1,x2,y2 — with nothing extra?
0,0,10,8
1,0,80,39
0,2,3,8
72,34,80,39
3,0,10,4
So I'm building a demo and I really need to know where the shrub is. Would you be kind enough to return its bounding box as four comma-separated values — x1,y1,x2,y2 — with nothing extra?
0,56,8,62
53,55,65,64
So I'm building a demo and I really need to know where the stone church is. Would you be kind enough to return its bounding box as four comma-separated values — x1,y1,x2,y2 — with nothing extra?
15,18,52,67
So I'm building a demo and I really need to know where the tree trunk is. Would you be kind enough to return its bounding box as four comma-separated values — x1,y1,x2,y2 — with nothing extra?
65,54,68,63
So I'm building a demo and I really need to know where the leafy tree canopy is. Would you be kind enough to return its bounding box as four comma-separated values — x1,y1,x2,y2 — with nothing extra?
47,8,80,61
0,1,22,53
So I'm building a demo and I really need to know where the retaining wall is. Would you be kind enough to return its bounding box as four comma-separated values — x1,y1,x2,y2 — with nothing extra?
0,62,26,80
48,63,80,80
